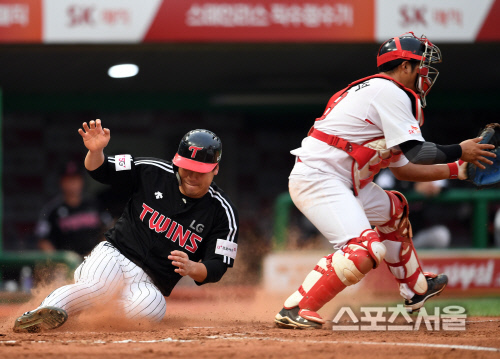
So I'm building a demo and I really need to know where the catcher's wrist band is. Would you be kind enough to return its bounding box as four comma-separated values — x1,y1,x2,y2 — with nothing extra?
447,162,459,179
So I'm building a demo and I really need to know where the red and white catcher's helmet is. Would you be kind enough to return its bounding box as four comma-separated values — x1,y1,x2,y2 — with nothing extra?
377,32,442,108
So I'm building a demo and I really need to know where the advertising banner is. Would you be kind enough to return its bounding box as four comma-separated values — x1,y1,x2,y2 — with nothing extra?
375,0,498,42
43,0,162,43
0,0,41,43
263,251,500,295
0,0,498,44
145,0,374,42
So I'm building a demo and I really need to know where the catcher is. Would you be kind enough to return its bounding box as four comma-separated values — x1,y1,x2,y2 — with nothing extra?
275,32,496,329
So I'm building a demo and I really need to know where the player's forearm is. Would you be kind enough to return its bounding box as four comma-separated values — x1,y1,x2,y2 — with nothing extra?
399,140,462,165
390,162,451,182
187,262,208,282
84,150,105,171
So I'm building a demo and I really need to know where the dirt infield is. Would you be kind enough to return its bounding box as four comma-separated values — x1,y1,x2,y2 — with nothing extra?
1,288,499,359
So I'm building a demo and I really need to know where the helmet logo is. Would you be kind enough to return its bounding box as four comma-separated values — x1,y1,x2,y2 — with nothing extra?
188,146,203,158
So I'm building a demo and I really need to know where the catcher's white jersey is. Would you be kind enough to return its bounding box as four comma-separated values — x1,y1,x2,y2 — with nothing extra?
289,77,426,300
291,77,425,184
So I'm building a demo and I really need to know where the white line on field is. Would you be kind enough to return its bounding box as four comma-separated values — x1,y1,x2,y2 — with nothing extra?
1,336,498,353
216,336,500,353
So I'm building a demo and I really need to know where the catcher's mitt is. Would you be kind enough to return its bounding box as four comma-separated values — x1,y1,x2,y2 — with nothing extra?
462,123,500,189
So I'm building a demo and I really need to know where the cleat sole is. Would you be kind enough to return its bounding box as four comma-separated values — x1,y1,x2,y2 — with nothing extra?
274,313,322,330
13,307,68,333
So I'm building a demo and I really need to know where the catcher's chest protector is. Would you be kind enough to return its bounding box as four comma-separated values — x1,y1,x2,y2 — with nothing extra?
310,75,422,196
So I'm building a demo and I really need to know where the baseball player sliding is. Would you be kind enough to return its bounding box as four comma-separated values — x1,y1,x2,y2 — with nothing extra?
13,120,239,332
275,32,496,329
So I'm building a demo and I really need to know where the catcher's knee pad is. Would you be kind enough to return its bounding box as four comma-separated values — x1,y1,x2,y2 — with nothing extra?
342,229,387,271
375,190,428,295
283,230,386,324
377,190,412,237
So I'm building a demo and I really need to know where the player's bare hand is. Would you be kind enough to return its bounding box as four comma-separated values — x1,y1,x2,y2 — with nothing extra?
460,137,496,169
78,119,111,152
169,250,195,277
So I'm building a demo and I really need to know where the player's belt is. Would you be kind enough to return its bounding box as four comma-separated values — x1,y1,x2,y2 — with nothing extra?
308,128,355,153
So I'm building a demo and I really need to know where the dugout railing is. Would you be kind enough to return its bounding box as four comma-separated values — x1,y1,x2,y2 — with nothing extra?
273,189,500,250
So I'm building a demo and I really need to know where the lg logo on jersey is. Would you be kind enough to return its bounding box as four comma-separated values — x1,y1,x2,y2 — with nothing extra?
139,203,203,253
189,220,204,233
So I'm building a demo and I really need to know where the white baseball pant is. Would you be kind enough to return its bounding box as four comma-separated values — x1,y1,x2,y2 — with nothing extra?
38,241,166,322
289,161,415,299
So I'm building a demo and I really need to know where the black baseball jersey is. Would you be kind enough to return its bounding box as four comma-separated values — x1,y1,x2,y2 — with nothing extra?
35,196,110,256
88,154,239,296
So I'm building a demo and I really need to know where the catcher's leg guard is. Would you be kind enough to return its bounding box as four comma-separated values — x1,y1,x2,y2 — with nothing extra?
278,229,386,326
375,190,430,296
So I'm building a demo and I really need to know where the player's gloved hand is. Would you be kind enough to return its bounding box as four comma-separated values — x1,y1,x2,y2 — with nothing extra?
168,250,207,282
457,123,500,188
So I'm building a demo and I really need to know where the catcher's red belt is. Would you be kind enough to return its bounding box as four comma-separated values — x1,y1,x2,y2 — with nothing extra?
307,128,401,195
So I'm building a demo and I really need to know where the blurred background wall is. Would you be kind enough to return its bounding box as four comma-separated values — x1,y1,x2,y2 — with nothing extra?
1,0,500,257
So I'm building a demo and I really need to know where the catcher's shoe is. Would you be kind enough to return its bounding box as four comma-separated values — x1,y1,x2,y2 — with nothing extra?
404,274,448,313
13,306,68,333
274,307,323,329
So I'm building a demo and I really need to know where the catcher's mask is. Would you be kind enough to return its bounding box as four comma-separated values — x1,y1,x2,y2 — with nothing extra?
173,129,222,173
377,32,442,108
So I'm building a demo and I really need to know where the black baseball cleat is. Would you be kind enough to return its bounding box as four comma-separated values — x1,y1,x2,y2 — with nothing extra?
274,307,323,329
404,274,448,313
13,306,68,333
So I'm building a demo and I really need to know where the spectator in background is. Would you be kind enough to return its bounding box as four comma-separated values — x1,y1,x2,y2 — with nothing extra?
35,161,112,256
375,169,451,249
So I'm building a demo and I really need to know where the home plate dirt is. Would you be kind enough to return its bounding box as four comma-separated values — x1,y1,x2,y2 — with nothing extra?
1,288,499,359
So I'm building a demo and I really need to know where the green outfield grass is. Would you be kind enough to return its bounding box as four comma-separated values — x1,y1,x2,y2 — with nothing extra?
374,296,500,317
340,296,500,318
420,296,500,316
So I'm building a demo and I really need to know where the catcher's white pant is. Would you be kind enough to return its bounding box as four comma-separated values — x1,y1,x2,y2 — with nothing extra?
38,241,166,322
289,161,415,299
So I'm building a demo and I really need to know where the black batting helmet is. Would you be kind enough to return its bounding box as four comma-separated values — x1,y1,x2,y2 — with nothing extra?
377,32,442,108
172,129,222,173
